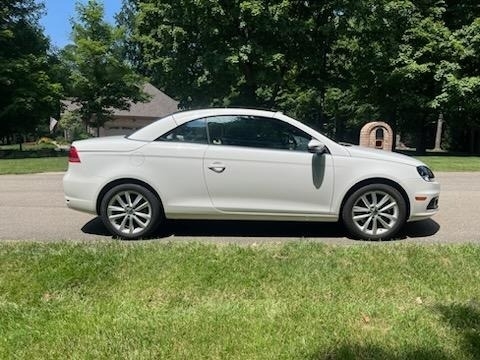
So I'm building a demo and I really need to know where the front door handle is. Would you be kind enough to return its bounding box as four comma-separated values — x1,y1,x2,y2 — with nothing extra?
208,162,226,173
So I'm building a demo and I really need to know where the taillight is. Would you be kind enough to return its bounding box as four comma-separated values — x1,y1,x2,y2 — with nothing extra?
68,146,81,163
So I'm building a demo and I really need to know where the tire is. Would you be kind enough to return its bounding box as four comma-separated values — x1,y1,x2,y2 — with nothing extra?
342,184,407,240
100,184,163,239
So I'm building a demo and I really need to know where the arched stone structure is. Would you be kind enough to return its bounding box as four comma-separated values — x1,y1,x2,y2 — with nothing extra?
359,122,393,151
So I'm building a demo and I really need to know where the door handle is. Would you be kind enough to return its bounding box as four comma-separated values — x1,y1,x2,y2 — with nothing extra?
208,162,226,173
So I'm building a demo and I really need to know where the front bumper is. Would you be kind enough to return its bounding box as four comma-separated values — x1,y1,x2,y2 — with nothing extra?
407,179,440,222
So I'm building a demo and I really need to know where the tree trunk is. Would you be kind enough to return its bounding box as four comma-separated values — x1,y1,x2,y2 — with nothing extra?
415,122,427,155
433,113,444,151
476,128,480,154
385,111,396,151
469,128,475,154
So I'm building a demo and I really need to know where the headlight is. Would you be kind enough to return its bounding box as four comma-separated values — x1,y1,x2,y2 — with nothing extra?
417,166,435,182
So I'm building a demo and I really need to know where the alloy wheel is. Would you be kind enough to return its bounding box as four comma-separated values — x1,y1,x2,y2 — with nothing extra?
106,190,153,235
351,190,399,236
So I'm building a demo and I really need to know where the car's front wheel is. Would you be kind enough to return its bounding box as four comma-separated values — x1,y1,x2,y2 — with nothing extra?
100,184,162,239
342,184,407,240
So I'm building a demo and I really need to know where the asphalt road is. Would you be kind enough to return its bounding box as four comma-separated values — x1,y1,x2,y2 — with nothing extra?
1,172,479,244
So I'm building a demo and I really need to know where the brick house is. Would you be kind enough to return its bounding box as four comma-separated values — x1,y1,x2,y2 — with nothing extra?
63,83,179,137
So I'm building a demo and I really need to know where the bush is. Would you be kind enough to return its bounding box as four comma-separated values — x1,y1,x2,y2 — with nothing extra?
0,148,67,159
28,143,57,150
37,137,54,145
73,130,92,140
55,136,70,146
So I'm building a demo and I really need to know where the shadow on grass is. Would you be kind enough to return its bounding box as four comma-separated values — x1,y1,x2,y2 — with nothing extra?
309,343,449,360
436,302,480,359
81,217,439,241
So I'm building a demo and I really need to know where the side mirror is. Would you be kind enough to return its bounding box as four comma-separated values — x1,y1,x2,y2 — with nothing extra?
308,139,327,154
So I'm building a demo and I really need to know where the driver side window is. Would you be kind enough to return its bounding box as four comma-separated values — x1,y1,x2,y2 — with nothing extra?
206,116,312,151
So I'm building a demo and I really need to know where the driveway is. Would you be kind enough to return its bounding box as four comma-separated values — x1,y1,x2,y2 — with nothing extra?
0,172,479,244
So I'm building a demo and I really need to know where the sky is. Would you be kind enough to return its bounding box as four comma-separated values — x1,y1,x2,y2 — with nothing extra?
39,0,122,49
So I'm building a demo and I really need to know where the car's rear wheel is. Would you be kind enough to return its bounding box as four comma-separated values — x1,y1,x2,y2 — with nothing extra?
342,184,407,240
100,184,162,239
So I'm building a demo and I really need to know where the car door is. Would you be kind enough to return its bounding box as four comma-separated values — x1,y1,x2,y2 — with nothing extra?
203,115,335,216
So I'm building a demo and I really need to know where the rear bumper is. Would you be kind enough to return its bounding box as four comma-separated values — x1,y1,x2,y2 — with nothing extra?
65,197,97,214
63,170,101,214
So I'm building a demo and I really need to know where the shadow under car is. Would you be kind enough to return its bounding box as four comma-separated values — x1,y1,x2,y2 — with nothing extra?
81,217,440,241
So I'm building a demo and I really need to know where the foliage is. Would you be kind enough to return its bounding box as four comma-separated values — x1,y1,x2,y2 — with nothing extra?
37,137,54,145
2,242,480,358
62,0,149,134
0,0,62,140
116,0,144,71
58,110,91,141
3,0,480,152
438,18,480,151
128,1,338,130
328,1,456,152
0,142,56,152
122,0,480,153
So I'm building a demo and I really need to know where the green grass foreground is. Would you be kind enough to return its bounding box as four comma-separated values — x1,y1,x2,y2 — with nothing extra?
1,242,480,359
415,156,480,172
0,157,67,174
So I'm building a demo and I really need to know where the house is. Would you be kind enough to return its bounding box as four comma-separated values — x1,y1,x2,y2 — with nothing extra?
63,83,179,137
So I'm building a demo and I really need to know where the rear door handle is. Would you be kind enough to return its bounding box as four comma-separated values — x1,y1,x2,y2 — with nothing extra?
208,162,226,173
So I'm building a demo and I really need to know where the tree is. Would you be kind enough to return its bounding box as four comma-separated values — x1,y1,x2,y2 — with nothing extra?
122,0,480,152
0,0,62,143
327,1,460,153
130,0,341,129
116,0,144,71
64,0,149,135
427,1,480,153
59,110,90,141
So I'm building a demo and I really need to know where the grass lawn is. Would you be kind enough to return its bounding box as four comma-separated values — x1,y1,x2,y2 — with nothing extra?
415,156,480,172
1,242,480,359
0,157,67,174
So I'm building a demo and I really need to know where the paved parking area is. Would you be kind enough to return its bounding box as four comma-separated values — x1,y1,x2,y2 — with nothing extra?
0,172,479,244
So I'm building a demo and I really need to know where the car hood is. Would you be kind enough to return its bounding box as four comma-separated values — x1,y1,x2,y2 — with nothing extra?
72,136,146,152
344,145,424,167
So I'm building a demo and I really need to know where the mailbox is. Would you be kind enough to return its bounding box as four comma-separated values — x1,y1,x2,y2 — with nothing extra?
359,122,393,151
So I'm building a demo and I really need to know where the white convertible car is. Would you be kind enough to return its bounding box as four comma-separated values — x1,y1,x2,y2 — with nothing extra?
63,108,439,240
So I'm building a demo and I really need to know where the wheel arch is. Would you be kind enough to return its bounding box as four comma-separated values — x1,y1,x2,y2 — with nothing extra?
339,178,411,220
96,178,164,215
